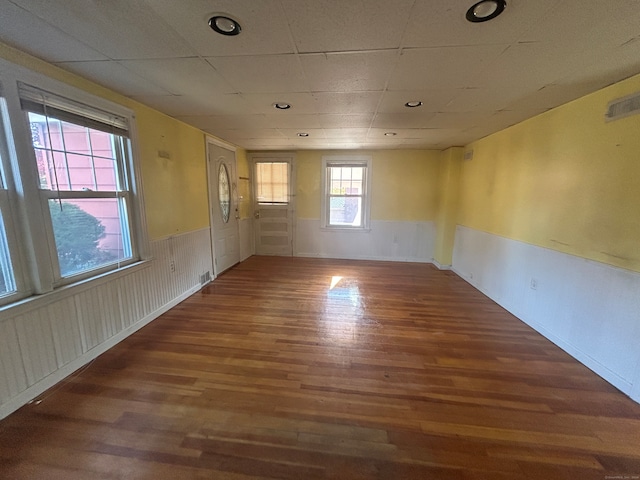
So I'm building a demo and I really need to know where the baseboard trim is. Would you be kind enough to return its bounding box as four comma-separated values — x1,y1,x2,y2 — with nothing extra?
432,260,452,270
0,284,201,420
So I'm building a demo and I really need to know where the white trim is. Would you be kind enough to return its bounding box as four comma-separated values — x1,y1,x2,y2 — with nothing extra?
0,282,200,420
432,260,452,270
321,155,372,230
249,152,296,256
206,135,237,152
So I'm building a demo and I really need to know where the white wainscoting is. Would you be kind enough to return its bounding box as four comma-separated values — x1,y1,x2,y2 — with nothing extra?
295,219,435,263
452,225,640,402
0,228,213,419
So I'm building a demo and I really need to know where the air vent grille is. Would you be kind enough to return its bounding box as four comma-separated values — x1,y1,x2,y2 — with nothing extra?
605,91,640,122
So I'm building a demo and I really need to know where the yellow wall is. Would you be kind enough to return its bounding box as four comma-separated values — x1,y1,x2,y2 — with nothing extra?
459,73,640,272
434,147,463,266
296,149,442,221
0,42,211,240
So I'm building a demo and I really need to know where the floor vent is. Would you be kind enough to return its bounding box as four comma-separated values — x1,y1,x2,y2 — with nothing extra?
200,271,212,285
605,91,640,121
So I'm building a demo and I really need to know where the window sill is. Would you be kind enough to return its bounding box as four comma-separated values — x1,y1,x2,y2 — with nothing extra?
0,259,152,320
320,226,371,233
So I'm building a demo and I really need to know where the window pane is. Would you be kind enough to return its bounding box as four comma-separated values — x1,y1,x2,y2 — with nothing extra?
29,112,120,192
256,162,288,203
48,198,131,277
329,196,362,227
0,209,16,296
328,166,364,195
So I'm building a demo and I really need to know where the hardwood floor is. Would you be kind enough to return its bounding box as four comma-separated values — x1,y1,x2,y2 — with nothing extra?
1,256,639,479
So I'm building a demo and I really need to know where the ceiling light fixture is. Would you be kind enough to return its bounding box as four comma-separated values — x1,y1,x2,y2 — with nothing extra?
273,102,291,110
384,132,397,136
465,0,506,23
297,132,309,137
405,101,423,108
208,15,242,36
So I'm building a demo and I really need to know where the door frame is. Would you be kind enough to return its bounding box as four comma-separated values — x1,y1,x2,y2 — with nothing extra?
249,152,296,256
206,136,239,278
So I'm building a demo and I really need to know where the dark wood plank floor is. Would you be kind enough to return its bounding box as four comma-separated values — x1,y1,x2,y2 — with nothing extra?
1,256,639,479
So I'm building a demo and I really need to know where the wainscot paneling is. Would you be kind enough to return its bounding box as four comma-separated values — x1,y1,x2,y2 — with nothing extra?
452,224,640,402
295,219,435,263
0,228,213,419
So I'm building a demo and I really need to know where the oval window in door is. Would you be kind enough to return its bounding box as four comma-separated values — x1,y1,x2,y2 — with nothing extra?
218,163,230,223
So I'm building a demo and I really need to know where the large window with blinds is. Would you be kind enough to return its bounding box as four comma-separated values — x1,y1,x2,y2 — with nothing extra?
0,74,144,306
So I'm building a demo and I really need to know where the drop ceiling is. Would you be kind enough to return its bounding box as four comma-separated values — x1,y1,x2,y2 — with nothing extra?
1,0,640,150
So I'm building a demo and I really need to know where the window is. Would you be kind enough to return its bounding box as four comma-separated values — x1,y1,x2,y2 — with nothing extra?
0,72,145,306
0,106,19,300
255,162,289,204
322,156,371,229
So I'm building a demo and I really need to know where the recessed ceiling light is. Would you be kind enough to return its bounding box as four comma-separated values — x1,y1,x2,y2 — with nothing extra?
465,0,506,23
405,101,423,108
297,132,309,137
384,132,397,136
208,15,242,36
273,102,291,110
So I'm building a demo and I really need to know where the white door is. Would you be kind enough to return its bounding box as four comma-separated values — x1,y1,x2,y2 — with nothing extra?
208,143,240,274
252,156,294,256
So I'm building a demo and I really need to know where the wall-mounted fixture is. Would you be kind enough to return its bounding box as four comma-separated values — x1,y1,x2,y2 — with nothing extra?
466,0,506,23
209,15,242,35
405,101,423,108
273,102,291,110
297,132,309,137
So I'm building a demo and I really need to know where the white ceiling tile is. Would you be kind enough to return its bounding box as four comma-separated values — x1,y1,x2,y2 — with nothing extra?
119,58,236,96
323,128,370,139
206,55,309,93
281,0,415,53
387,45,507,91
371,113,436,129
214,129,286,141
300,51,397,92
404,0,561,48
12,0,195,59
378,90,460,113
317,114,374,129
367,128,446,140
277,129,327,139
144,0,295,56
131,94,254,117
311,92,382,114
242,93,319,114
520,0,640,47
473,43,585,93
0,1,107,62
175,115,272,131
54,60,170,96
428,112,495,130
262,114,323,129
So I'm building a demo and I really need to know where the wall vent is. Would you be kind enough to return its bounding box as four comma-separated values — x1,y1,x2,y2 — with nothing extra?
605,91,640,122
200,271,212,285
463,150,474,161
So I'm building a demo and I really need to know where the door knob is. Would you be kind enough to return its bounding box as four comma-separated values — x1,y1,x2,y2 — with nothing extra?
254,211,260,219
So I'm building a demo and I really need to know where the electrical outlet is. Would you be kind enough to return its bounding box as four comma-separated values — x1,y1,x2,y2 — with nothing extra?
530,277,538,290
170,260,175,273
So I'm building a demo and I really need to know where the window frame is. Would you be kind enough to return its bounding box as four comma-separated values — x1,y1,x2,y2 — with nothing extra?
0,58,149,307
321,155,372,231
